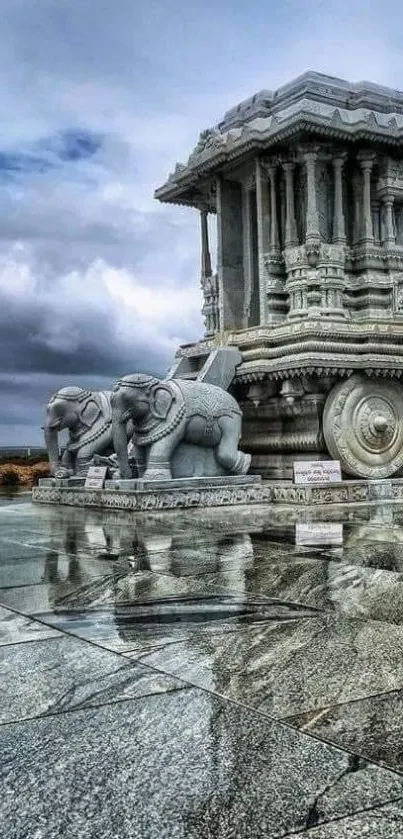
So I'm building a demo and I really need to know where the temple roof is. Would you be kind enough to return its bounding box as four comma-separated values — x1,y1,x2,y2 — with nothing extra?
155,71,403,209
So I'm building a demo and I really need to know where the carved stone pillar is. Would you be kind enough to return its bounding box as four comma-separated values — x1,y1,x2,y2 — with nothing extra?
267,163,280,251
382,196,396,246
303,149,320,245
242,184,253,327
200,208,212,279
200,206,219,336
255,157,270,323
262,160,287,324
282,160,298,248
357,152,375,244
352,173,361,245
216,175,243,331
332,154,347,244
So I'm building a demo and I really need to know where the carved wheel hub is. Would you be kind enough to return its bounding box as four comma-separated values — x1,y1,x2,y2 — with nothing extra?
323,374,403,478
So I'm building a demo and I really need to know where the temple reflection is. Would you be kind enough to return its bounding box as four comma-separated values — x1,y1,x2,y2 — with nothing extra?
30,503,403,635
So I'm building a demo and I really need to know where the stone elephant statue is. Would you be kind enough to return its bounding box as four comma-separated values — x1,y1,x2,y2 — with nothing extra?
44,386,132,478
111,373,251,481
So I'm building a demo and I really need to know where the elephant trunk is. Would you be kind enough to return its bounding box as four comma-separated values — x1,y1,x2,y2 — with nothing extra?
112,415,131,479
44,424,60,475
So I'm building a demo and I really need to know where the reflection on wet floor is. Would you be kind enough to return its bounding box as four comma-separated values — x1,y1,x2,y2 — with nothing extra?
4,498,403,836
3,500,403,621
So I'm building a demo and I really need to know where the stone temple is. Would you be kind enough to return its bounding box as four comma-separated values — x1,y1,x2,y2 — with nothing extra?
155,71,403,481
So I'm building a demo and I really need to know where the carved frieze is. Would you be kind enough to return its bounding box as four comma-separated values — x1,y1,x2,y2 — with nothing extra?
394,283,403,314
32,483,273,510
377,158,403,196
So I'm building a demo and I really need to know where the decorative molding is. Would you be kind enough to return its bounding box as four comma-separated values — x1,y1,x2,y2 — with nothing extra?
32,483,273,510
33,475,403,508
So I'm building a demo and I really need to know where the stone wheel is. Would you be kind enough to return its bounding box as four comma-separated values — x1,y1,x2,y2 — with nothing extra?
323,374,403,479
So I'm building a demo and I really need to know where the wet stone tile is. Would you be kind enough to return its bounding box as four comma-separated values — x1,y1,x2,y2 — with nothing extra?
290,801,403,838
0,550,320,612
0,538,54,563
0,548,130,589
203,558,403,624
288,689,403,774
337,541,403,573
0,635,185,724
1,689,403,839
144,538,333,578
0,494,33,509
0,604,60,646
0,572,318,654
124,613,403,718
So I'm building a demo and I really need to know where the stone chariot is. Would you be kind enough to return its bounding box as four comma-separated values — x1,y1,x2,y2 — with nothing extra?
34,71,403,512
155,71,403,481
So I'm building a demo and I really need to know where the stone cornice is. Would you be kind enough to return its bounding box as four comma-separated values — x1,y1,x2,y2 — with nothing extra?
230,319,403,344
175,324,403,383
175,320,403,360
236,355,403,382
155,72,403,208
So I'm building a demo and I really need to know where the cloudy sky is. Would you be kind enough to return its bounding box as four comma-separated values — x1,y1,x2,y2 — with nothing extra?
1,0,403,444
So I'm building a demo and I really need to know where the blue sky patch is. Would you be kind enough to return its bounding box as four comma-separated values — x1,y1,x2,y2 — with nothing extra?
0,129,102,178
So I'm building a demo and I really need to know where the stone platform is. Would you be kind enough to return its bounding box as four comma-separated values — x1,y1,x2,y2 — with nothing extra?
32,475,403,510
32,475,270,511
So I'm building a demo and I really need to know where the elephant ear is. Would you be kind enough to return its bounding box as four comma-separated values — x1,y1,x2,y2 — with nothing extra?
151,385,174,420
80,398,101,428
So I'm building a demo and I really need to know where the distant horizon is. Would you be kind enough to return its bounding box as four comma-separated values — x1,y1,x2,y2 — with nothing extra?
0,444,46,451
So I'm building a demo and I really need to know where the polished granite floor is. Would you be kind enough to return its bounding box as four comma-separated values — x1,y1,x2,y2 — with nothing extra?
3,493,403,836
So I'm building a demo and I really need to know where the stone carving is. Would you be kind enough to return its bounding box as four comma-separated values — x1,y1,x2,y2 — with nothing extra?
111,374,251,481
35,476,403,508
323,374,403,478
44,387,117,478
395,204,403,245
188,128,225,164
32,482,269,510
396,286,403,312
201,273,220,335
378,159,403,194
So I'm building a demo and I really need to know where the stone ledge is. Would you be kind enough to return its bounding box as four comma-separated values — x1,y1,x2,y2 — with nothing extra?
104,475,260,491
270,478,401,504
32,477,403,510
32,478,270,511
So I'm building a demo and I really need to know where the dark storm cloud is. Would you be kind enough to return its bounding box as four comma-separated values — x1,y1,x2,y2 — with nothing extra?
0,0,224,448
0,289,171,377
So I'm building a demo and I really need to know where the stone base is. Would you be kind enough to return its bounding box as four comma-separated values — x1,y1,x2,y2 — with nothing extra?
32,476,403,510
268,478,399,505
33,475,268,511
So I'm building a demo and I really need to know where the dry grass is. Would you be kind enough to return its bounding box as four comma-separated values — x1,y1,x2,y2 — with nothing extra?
0,461,50,487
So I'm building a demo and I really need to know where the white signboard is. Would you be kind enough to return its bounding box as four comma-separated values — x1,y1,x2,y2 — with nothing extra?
293,460,341,484
296,523,343,547
84,466,108,490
